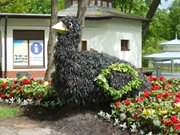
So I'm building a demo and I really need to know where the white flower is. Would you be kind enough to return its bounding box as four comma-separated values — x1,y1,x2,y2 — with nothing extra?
17,98,22,104
0,98,3,102
119,122,127,130
113,118,119,126
21,100,29,106
27,99,33,104
119,113,126,121
98,110,105,117
146,132,153,135
105,113,111,121
9,97,15,104
130,123,137,133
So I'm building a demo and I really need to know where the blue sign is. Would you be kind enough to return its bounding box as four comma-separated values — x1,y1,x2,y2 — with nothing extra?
31,42,42,55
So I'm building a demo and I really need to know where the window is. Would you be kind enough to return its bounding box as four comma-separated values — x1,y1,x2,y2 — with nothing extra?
121,40,129,51
81,40,87,51
13,30,44,68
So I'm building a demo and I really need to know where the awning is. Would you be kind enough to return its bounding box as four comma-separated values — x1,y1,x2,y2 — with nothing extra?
144,52,180,61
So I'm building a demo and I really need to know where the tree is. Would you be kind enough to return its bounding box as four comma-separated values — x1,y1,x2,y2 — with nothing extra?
0,0,14,6
169,0,180,39
0,0,64,13
142,0,161,40
112,0,148,16
77,0,89,28
44,0,58,80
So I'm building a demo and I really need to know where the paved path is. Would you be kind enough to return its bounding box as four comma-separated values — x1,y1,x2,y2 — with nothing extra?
0,112,129,135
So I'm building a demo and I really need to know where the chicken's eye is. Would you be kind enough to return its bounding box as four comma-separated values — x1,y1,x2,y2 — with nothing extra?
69,22,73,29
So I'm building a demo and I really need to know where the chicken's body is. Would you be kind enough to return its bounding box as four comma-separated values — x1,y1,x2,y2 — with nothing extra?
52,17,149,106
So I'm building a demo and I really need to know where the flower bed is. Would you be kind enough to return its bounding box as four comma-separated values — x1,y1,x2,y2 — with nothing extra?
98,76,180,134
0,77,60,106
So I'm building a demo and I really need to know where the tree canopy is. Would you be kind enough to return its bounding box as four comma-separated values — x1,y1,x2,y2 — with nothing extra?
0,0,64,13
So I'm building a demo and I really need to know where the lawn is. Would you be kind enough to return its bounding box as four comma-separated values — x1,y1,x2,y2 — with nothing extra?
0,104,22,119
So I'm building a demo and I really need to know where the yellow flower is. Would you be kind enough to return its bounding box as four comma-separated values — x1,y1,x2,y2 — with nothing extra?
43,81,49,86
1,79,7,83
19,76,27,80
143,109,155,117
159,110,168,115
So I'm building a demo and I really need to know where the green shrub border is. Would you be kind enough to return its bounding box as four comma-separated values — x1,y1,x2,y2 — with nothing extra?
95,63,143,100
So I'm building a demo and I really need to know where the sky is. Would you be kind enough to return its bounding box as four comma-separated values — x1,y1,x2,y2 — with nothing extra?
159,0,174,9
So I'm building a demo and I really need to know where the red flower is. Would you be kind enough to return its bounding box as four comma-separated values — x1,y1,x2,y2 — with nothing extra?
143,90,151,98
163,92,169,98
156,93,163,99
171,115,180,124
124,99,131,106
0,94,7,99
159,76,165,81
175,97,180,103
175,125,180,130
1,82,7,89
151,84,161,91
148,75,157,82
22,79,30,85
114,100,121,108
176,92,180,98
136,97,145,102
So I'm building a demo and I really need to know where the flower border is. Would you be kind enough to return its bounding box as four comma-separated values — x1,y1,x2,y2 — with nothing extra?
95,63,142,100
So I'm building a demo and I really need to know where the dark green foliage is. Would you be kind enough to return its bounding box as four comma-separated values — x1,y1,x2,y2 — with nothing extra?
52,17,150,106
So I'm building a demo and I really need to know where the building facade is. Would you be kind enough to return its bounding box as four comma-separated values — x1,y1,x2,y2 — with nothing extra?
0,8,147,78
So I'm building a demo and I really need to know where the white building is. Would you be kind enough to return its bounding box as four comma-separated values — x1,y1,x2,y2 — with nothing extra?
145,36,180,72
0,5,147,78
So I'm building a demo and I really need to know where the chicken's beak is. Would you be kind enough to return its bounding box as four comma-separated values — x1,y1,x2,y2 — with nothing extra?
52,21,68,33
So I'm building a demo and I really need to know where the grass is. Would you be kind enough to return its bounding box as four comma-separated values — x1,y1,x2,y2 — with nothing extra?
0,104,22,119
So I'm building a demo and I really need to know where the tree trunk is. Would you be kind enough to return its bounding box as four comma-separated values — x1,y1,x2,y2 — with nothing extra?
77,0,89,28
64,0,72,8
77,0,88,51
44,0,58,80
142,0,160,40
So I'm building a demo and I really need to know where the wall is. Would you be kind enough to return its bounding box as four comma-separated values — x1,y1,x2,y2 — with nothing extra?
0,18,50,78
82,18,142,68
0,17,142,78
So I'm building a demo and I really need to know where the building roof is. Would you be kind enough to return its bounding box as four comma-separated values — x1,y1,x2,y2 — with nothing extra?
0,13,51,18
160,37,180,46
0,6,148,21
58,4,148,21
144,52,180,61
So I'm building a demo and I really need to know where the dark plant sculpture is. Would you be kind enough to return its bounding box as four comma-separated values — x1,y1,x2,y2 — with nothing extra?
52,16,149,106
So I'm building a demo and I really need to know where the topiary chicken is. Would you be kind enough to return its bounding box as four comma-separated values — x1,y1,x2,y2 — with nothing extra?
52,16,149,106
